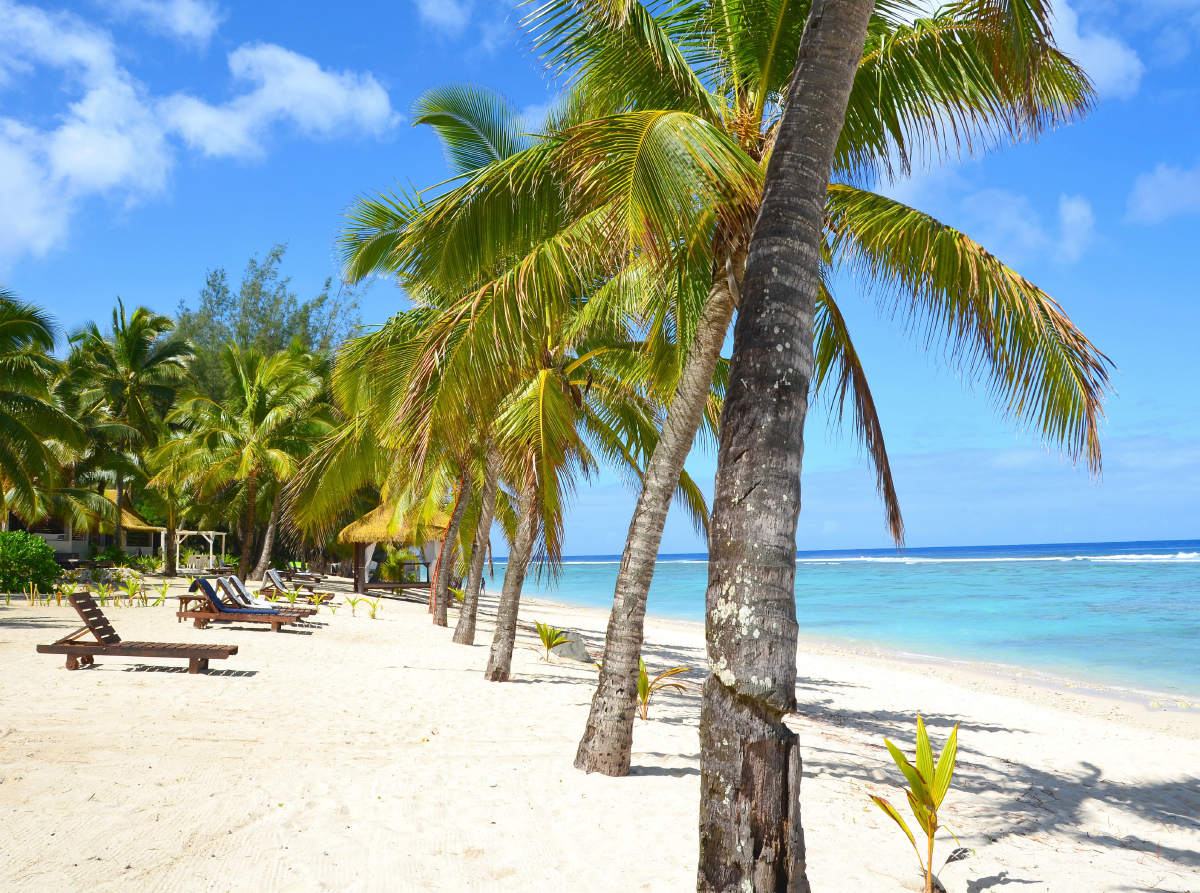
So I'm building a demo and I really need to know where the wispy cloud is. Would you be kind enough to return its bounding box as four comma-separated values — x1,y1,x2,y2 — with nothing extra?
413,0,472,33
1051,0,1143,99
891,167,1096,267
101,0,223,46
1126,161,1200,224
0,0,398,265
162,43,399,158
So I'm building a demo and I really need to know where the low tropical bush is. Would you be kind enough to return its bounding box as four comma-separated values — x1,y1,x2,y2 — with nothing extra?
870,716,961,893
0,531,62,594
637,659,690,720
91,543,134,567
150,580,171,607
535,621,568,662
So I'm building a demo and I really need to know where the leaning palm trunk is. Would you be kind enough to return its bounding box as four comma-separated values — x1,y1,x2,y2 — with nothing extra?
697,0,875,889
237,472,258,581
483,479,539,682
575,265,738,777
434,466,473,627
250,489,282,582
454,447,500,645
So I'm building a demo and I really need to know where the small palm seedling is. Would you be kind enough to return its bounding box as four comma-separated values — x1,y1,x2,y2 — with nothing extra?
284,589,300,606
54,582,75,607
151,580,171,607
22,583,37,605
345,595,362,616
94,583,113,607
637,658,690,720
535,621,569,662
365,597,381,619
328,603,338,615
449,587,464,605
311,592,327,609
121,578,143,607
870,716,961,893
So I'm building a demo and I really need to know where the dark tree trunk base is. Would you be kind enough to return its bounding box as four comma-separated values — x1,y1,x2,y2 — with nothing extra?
698,678,809,893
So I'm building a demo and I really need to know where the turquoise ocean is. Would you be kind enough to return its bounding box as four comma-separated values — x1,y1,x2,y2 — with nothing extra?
501,540,1200,698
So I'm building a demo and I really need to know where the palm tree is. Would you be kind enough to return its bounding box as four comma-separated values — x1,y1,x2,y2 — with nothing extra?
683,0,1110,885
68,300,193,549
0,289,82,528
154,346,333,580
339,88,713,672
342,0,1105,778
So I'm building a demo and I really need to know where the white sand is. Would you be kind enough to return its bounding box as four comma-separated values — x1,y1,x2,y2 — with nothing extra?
2,586,1197,892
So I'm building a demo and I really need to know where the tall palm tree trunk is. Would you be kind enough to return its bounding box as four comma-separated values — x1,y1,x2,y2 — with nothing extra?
250,488,282,582
164,508,178,577
434,465,473,627
237,472,258,581
575,264,739,777
483,479,539,682
454,446,500,645
114,472,124,551
697,0,875,889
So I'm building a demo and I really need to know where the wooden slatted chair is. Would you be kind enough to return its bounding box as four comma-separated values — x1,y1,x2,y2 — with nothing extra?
219,576,319,618
179,578,302,633
37,591,238,674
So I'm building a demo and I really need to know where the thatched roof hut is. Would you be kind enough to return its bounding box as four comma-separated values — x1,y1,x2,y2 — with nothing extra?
336,504,449,545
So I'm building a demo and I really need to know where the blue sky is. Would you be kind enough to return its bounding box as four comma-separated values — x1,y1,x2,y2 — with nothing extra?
1,0,1198,554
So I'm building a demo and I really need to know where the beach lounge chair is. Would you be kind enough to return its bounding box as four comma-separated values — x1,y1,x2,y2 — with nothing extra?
180,578,302,633
37,591,237,673
219,576,320,618
260,568,336,604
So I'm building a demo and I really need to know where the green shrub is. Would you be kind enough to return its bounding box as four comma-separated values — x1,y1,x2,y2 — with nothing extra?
0,532,62,594
92,543,135,567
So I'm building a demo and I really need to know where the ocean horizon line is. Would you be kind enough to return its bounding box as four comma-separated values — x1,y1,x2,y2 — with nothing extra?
489,536,1200,563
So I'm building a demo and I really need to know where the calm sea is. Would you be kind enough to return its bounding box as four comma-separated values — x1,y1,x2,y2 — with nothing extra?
498,540,1200,698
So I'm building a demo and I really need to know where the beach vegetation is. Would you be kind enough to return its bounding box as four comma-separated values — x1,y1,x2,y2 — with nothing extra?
637,659,690,721
345,595,363,616
535,621,569,662
151,580,171,607
365,597,381,619
0,531,63,594
94,583,113,606
870,716,960,893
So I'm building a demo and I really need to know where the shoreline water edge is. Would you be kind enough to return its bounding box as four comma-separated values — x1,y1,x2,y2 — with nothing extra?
489,538,1200,704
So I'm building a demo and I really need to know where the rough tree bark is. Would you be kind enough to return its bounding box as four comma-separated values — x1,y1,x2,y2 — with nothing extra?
434,465,473,627
697,0,876,889
164,512,178,577
483,479,539,682
575,260,739,776
114,472,124,551
454,446,500,645
250,488,282,582
236,471,258,581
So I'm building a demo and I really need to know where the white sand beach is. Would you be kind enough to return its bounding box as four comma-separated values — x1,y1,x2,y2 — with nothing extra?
2,587,1198,892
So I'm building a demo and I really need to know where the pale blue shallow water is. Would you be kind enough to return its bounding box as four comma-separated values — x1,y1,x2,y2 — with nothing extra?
496,540,1200,698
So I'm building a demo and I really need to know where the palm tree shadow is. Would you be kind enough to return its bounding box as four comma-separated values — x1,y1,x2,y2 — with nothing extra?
792,702,1200,871
966,872,1042,892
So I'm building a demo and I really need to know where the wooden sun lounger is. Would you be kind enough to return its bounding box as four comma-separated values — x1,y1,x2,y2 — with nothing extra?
179,579,302,633
260,569,337,605
37,591,237,674
219,576,319,618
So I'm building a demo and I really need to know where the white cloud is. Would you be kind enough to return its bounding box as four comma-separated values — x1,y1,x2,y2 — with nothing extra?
1052,0,1143,99
1126,162,1200,224
413,0,472,33
162,43,399,158
1056,194,1095,262
0,1,172,260
0,0,398,265
886,168,1096,266
102,0,223,45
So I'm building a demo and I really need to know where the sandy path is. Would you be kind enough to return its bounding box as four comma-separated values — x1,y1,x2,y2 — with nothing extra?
1,591,1197,892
